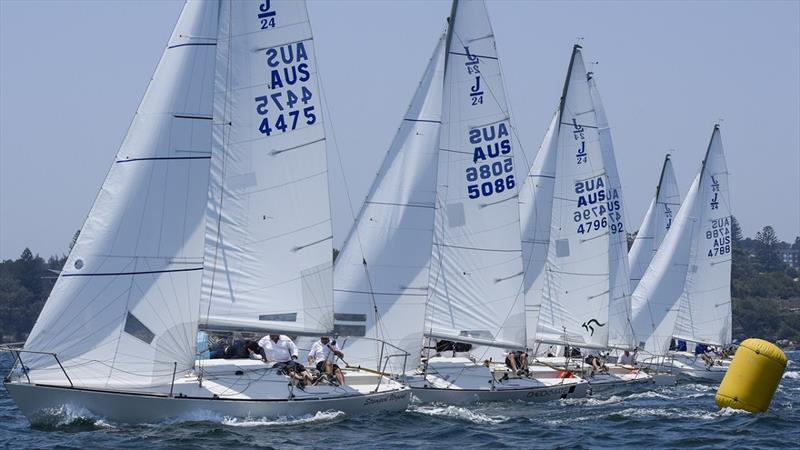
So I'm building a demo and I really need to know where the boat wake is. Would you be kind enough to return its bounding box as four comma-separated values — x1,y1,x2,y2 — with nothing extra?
221,411,346,427
408,405,508,424
29,404,115,431
781,370,799,379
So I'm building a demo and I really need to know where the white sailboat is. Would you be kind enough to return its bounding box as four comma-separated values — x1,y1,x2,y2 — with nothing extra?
632,125,733,382
406,0,588,404
523,45,650,387
3,0,409,424
628,154,682,291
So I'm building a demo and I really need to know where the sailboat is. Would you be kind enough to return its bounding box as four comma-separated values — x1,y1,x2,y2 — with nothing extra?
3,0,409,424
628,154,682,291
400,0,588,404
632,125,733,382
522,45,651,388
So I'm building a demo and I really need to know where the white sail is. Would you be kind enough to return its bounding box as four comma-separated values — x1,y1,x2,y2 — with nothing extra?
629,155,681,290
200,0,333,336
537,45,611,349
519,111,558,348
672,126,732,347
332,36,445,374
588,72,634,350
22,0,218,387
631,125,730,354
425,0,527,350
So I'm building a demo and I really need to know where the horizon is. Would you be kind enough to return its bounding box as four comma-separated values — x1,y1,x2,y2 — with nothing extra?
1,0,798,259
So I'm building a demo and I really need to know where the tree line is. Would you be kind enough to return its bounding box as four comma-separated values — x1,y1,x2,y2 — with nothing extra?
1,222,799,344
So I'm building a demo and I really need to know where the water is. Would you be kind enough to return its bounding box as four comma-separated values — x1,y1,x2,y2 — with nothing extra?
2,353,799,449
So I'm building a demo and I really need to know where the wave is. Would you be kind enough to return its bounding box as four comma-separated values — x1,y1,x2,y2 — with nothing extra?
221,410,345,427
408,405,508,424
782,371,799,379
29,404,115,431
613,406,751,421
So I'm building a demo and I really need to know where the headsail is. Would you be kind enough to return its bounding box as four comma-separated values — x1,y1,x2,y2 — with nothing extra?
22,0,218,387
200,0,334,336
631,125,731,354
519,111,558,348
332,36,446,374
629,155,681,290
425,0,527,350
536,45,612,349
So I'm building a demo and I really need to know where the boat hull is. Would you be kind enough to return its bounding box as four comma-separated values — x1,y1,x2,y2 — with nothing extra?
409,381,588,404
3,381,410,424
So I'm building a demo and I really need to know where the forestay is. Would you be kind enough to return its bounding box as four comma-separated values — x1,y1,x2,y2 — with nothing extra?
200,0,334,336
589,73,634,350
629,155,681,290
672,127,732,347
425,0,527,350
333,36,445,374
519,112,558,348
537,46,612,349
22,0,218,387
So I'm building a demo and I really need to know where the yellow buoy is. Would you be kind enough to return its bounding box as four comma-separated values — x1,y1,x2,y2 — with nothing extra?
715,338,788,413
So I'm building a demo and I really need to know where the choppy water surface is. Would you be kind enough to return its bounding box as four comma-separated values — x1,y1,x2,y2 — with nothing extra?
2,353,798,448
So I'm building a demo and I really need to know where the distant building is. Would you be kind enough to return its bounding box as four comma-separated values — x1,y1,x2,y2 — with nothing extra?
779,248,799,268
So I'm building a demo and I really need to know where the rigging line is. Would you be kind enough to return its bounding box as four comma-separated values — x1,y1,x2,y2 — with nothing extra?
202,1,234,377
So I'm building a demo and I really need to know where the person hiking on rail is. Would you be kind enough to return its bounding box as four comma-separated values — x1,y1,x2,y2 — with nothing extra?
308,336,345,385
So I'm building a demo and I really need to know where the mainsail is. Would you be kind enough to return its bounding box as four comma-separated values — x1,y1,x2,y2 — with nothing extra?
332,36,446,374
425,0,527,350
536,45,612,349
200,0,334,335
628,155,681,290
22,0,218,387
631,125,731,354
672,127,732,347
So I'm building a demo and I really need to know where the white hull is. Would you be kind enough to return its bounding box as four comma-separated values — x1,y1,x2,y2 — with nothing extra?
532,358,653,389
407,357,589,404
641,352,729,383
4,359,410,423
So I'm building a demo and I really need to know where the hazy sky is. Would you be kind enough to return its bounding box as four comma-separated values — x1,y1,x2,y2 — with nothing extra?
1,0,798,260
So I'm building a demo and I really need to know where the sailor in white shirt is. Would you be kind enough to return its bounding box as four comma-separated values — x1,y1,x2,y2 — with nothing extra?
257,334,299,362
617,350,635,366
308,336,345,385
257,334,313,386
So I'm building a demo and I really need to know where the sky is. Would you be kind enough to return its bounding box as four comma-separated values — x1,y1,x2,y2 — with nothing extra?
1,0,798,260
